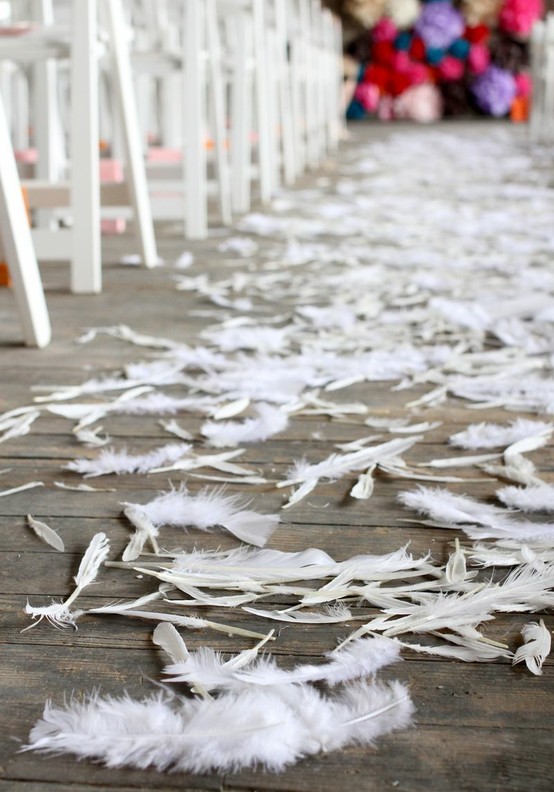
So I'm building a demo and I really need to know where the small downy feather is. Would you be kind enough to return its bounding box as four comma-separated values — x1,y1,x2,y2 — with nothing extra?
121,505,160,561
512,619,551,676
26,515,64,552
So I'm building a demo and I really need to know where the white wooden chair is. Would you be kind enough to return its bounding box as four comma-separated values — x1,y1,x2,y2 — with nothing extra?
0,87,51,347
128,0,232,239
0,0,158,294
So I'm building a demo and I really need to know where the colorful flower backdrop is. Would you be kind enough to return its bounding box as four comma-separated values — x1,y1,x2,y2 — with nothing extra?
335,0,543,122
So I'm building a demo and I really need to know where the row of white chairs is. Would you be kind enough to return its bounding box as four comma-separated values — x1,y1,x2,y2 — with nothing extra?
0,0,343,347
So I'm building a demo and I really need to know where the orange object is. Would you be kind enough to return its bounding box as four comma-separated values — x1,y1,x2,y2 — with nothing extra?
21,186,30,223
0,262,11,287
0,187,30,285
511,96,529,123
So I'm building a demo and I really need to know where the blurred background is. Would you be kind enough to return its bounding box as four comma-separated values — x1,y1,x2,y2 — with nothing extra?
326,0,550,123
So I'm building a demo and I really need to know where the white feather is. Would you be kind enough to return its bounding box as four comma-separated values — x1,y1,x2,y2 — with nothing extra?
0,481,44,498
66,443,191,477
399,486,554,541
243,604,354,624
24,681,412,771
26,515,64,552
512,619,551,675
201,404,288,448
496,484,554,512
121,506,160,561
280,436,421,507
125,486,279,547
0,410,40,444
24,533,110,630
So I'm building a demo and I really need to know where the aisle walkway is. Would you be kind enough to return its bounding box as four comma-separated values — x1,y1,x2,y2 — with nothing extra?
1,121,553,792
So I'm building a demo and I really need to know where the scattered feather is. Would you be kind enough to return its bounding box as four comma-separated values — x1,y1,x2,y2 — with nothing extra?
201,404,288,448
0,410,40,444
0,481,44,498
54,482,117,493
123,487,279,547
496,484,554,512
24,533,110,630
24,680,413,772
66,443,191,477
512,619,551,675
26,515,64,552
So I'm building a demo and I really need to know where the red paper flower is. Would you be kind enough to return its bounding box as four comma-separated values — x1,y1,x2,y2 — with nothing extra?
464,24,491,44
409,36,426,62
372,40,397,66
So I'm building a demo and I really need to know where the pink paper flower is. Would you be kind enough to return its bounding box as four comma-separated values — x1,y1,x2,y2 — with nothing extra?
468,43,491,74
439,56,465,81
499,0,544,39
392,51,411,72
515,72,532,98
373,16,398,42
393,83,443,122
354,81,380,112
378,95,395,120
406,61,429,85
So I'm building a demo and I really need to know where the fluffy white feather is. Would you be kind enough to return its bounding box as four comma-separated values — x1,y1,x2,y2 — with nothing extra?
280,436,421,507
496,484,554,513
25,679,413,772
399,486,554,541
66,443,191,477
124,486,279,547
512,619,551,675
201,404,288,448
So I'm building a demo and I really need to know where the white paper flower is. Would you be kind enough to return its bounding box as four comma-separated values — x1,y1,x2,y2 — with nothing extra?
386,0,421,30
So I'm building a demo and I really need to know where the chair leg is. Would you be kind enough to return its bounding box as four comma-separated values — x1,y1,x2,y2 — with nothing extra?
206,0,232,227
70,0,101,293
183,0,208,239
0,93,51,348
230,11,253,214
253,0,273,204
103,0,159,267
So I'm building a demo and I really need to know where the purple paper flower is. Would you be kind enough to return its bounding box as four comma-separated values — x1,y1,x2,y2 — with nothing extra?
471,65,517,116
415,2,465,50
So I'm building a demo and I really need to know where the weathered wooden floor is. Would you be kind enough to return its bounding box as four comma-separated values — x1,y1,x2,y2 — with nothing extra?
0,123,552,792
